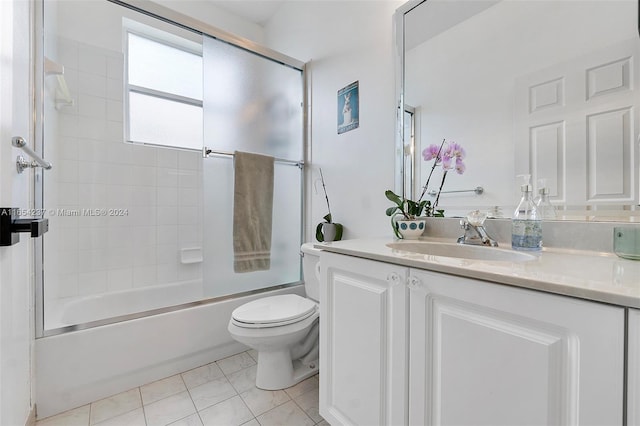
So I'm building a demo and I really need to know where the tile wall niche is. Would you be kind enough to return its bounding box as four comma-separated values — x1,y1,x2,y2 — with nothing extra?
43,37,204,324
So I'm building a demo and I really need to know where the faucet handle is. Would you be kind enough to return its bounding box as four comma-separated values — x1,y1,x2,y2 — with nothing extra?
466,210,488,227
459,218,469,229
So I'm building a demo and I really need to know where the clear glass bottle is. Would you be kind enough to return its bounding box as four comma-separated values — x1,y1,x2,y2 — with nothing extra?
512,175,542,251
534,186,557,220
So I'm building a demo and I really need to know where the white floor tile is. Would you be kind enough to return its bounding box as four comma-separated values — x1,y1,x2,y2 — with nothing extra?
93,407,145,426
188,377,237,411
216,352,256,375
141,374,187,405
90,388,141,425
144,391,196,426
198,395,253,426
246,350,258,363
293,388,322,424
256,400,315,426
181,362,225,389
36,405,90,426
240,386,290,417
227,365,257,394
284,374,319,399
167,413,203,426
52,354,323,426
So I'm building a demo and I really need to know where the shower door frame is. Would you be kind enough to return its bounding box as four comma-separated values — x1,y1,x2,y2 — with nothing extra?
34,0,308,338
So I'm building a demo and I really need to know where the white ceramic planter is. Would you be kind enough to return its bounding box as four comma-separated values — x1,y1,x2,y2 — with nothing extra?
395,218,426,239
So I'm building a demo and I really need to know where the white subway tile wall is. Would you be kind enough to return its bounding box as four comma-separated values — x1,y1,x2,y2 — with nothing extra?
44,37,204,328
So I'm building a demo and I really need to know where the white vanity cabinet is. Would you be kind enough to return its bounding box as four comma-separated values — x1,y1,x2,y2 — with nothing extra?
319,252,409,426
408,269,625,426
319,251,628,426
629,308,640,426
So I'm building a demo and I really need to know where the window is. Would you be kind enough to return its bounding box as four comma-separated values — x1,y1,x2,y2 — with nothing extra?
126,30,203,150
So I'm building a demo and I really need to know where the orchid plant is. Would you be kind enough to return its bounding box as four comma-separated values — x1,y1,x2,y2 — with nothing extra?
385,138,466,237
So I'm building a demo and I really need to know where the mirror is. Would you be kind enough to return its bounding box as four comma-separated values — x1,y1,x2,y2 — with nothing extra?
398,0,640,221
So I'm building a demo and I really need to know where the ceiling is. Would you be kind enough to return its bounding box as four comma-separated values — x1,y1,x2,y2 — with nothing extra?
207,0,286,25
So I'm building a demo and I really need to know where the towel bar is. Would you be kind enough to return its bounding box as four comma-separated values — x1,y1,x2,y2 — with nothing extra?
427,186,484,196
203,146,304,168
12,136,52,173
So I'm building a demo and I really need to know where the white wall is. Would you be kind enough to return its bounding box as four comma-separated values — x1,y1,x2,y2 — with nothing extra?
0,0,36,425
264,0,403,240
152,0,265,44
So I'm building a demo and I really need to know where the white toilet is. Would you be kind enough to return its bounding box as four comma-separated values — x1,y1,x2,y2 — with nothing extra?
227,243,322,390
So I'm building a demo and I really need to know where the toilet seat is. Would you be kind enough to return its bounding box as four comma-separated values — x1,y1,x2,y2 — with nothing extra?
231,294,317,329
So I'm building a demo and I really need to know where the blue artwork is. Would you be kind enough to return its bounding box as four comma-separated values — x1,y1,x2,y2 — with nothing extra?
337,81,359,134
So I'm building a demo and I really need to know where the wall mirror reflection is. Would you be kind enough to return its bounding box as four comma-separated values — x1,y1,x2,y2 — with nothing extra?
399,0,640,221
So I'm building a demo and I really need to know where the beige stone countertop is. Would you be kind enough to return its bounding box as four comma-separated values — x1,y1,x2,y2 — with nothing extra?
315,237,640,309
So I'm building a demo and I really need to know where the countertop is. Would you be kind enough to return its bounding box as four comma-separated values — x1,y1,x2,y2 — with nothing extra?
315,237,640,309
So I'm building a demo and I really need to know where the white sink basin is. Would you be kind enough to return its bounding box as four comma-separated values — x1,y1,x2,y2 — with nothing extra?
387,241,537,262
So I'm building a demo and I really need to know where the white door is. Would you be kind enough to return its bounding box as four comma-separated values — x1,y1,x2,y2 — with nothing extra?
319,252,408,426
515,38,640,205
0,0,36,424
409,269,625,426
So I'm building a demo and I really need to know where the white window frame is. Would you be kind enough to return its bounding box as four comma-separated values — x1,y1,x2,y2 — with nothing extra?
123,22,203,150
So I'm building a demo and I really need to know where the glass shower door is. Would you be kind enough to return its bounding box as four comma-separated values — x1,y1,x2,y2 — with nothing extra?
201,34,304,298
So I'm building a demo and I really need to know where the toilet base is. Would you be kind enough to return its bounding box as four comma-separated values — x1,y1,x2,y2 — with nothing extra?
255,351,319,390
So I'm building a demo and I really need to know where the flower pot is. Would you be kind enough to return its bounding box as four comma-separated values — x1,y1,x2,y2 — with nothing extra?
322,223,337,242
394,217,426,240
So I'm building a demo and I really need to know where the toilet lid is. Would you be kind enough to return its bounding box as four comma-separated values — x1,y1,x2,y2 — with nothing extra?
232,294,316,325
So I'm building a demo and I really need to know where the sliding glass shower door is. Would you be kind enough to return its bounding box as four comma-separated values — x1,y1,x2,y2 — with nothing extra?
201,35,304,298
38,0,305,334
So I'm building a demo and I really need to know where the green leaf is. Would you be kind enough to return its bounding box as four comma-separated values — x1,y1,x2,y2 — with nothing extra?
385,190,403,206
434,209,445,217
334,223,344,241
315,222,324,242
385,206,399,216
323,213,332,223
390,215,402,239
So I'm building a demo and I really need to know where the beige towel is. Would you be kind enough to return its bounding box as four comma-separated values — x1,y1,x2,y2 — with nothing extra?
233,151,275,273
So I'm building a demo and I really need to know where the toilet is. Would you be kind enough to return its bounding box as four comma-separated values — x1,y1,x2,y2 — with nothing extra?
227,243,322,390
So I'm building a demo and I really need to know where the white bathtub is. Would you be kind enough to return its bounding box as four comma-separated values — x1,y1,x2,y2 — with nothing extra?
46,280,204,329
35,284,305,418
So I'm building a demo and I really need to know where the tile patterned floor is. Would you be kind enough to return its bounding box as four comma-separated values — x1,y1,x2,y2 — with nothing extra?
36,350,327,426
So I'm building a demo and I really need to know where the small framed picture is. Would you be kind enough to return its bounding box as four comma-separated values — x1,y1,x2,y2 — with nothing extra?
337,81,359,134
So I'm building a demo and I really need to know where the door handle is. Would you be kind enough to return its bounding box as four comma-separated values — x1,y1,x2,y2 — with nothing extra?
0,207,49,246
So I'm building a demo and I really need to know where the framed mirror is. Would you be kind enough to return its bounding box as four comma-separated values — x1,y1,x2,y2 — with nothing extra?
396,0,640,221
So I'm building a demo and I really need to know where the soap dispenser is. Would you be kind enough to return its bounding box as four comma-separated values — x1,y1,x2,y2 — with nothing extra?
534,178,557,220
512,174,542,251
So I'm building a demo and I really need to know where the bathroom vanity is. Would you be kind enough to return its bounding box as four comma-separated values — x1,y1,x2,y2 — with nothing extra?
317,238,640,426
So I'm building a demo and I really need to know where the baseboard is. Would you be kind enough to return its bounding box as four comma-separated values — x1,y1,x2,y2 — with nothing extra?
25,404,36,426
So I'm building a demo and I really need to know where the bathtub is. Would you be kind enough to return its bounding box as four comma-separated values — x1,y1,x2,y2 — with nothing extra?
35,284,305,418
46,280,204,329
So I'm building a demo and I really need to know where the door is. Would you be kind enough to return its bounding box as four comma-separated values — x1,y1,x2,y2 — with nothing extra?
409,269,625,426
0,0,36,424
515,38,640,205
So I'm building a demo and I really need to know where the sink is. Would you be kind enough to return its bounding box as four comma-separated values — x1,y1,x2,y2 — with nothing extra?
386,241,537,262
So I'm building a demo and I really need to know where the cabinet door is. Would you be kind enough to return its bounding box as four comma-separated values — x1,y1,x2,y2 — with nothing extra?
319,252,408,426
409,269,625,426
629,308,640,426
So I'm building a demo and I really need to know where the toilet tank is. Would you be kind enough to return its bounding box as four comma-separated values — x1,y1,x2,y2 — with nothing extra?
301,243,322,302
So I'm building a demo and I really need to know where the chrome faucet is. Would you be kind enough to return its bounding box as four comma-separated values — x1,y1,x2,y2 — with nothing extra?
457,210,499,247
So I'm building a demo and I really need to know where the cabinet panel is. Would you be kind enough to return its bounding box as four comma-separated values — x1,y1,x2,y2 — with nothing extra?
629,308,640,426
320,252,408,426
409,270,625,426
